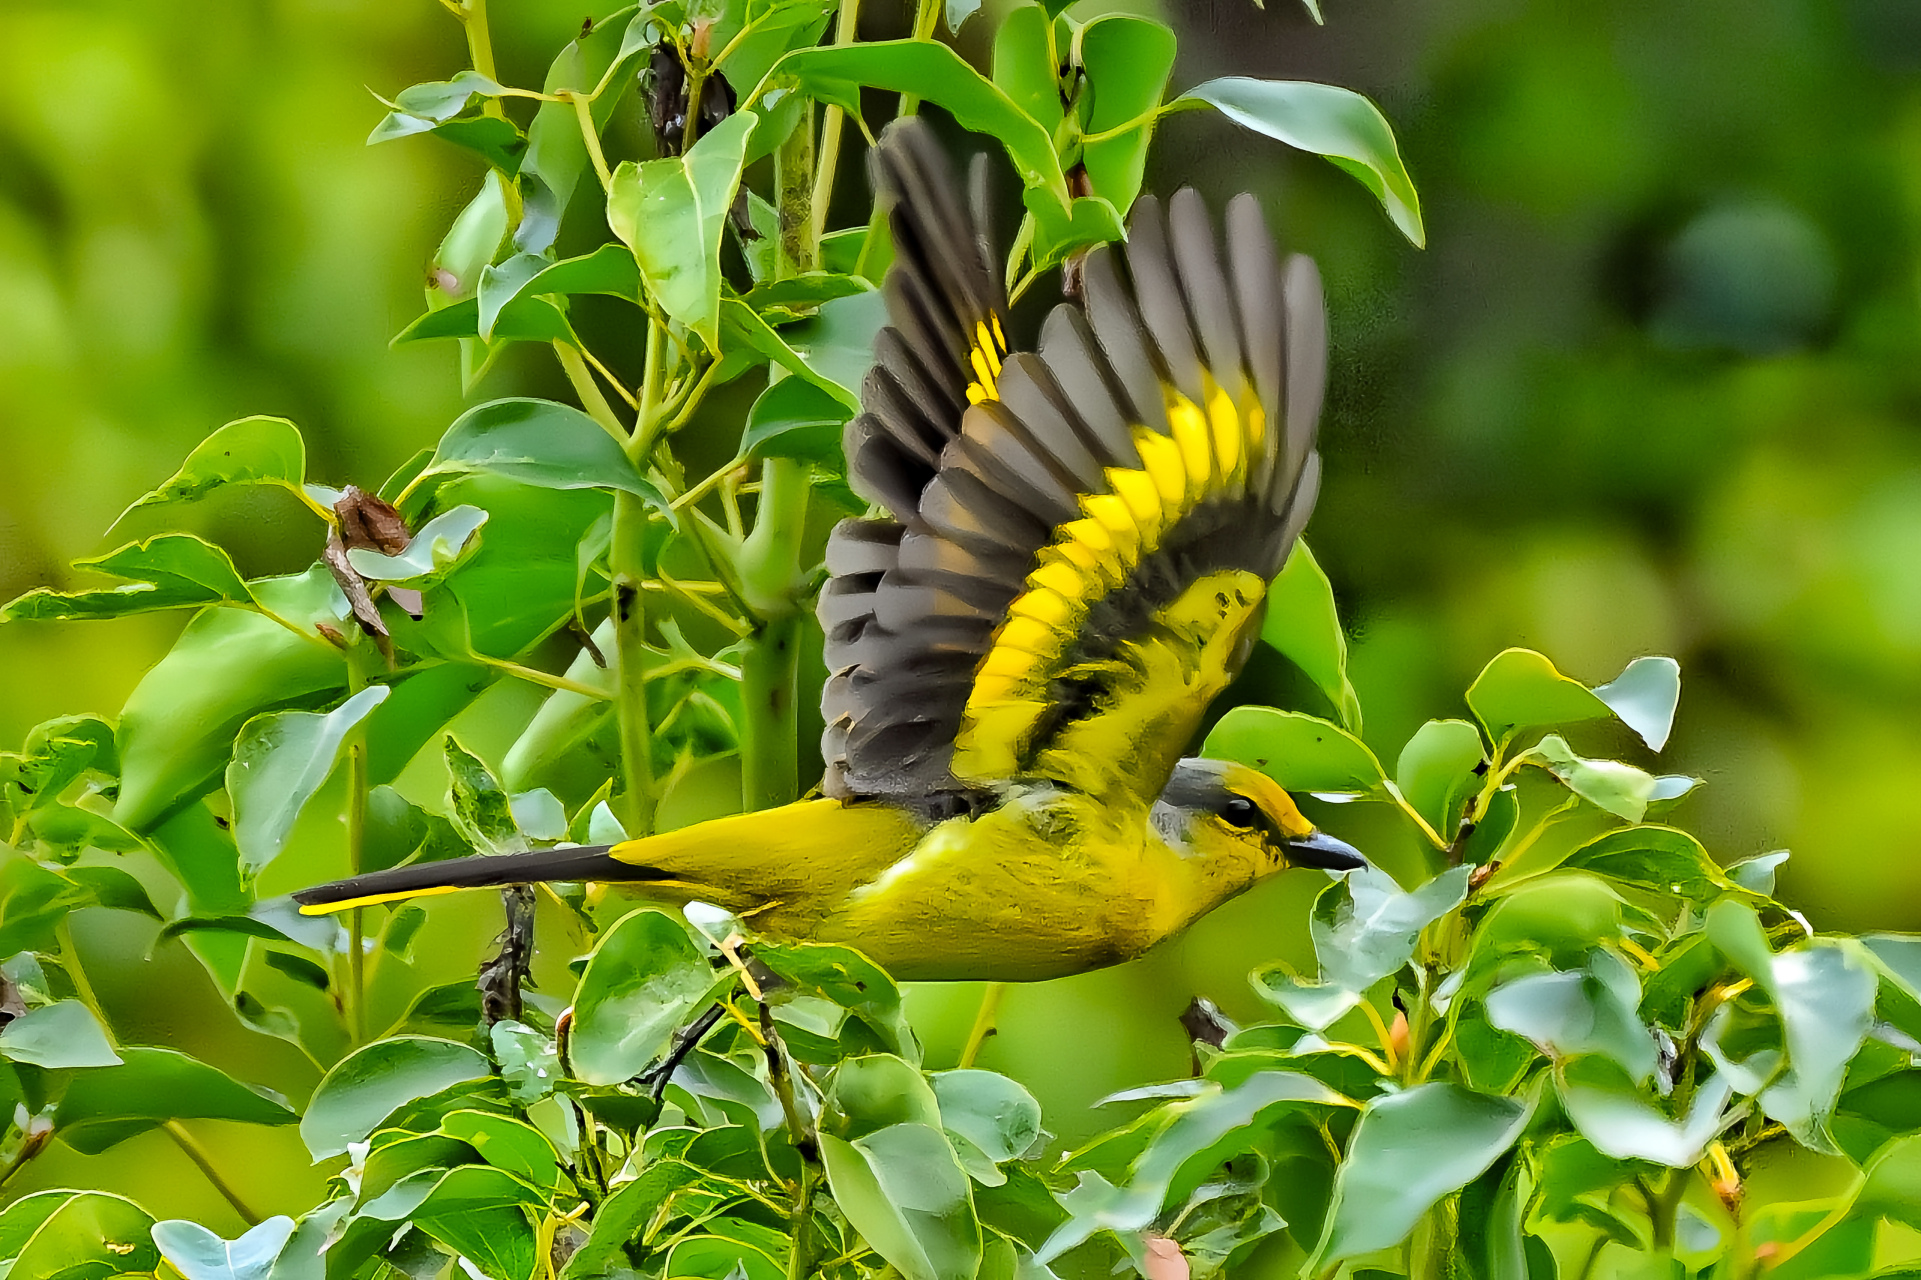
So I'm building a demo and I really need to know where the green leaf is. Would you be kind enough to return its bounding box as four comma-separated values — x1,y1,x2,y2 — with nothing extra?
227,686,389,876
947,0,985,30
6,1192,158,1280
1254,866,1469,1029
477,253,550,341
0,1000,121,1068
1530,734,1657,822
345,506,489,582
151,1216,296,1280
56,1047,296,1154
820,1123,982,1280
416,398,666,508
774,40,1074,220
1476,872,1625,969
121,416,306,514
774,289,890,408
437,1110,564,1190
606,109,757,349
0,857,87,956
754,939,914,1061
931,1070,1042,1165
569,909,720,1086
3,534,255,621
1562,825,1737,901
1042,1070,1347,1261
993,5,1063,135
1260,542,1360,730
382,70,506,124
1485,950,1657,1084
665,1230,786,1280
300,1036,492,1159
1077,16,1177,214
115,566,349,832
476,244,643,333
394,294,583,348
560,1160,704,1279
831,1054,945,1139
1730,849,1791,896
1202,707,1384,796
1860,1132,1921,1231
1465,648,1611,743
445,737,520,854
1706,902,1876,1151
1556,1057,1732,1167
1175,77,1424,248
742,376,853,463
409,1165,542,1280
1591,656,1682,752
1395,719,1485,839
1316,1083,1536,1263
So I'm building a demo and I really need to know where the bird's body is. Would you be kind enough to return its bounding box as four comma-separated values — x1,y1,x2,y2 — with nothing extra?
295,120,1366,981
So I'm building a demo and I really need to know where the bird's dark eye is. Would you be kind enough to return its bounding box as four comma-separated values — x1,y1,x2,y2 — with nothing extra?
1219,795,1260,829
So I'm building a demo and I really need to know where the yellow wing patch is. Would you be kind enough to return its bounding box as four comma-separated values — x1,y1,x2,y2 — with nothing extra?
951,376,1266,782
964,318,1009,405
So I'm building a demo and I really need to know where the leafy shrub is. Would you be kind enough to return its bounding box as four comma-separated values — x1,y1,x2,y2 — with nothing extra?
0,2,1915,1280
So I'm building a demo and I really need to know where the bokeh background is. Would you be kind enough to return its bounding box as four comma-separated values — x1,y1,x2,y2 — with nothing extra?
1,0,1917,1241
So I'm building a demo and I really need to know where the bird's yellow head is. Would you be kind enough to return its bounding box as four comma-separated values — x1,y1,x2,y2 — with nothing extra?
1152,758,1366,911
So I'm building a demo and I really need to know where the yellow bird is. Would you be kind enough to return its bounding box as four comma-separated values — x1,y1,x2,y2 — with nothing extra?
294,121,1365,982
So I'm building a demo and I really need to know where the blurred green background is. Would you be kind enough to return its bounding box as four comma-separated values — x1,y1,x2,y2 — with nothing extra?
2,0,1918,1238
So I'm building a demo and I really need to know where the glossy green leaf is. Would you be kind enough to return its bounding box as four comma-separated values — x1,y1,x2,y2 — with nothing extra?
438,1109,564,1189
57,1047,296,1154
415,398,665,508
1730,849,1791,895
754,939,914,1060
0,1000,120,1068
832,1054,945,1138
345,506,489,581
1048,1070,1347,1262
1466,648,1611,742
1077,16,1177,213
477,253,548,341
0,858,87,956
774,41,1071,213
1395,718,1485,839
666,1229,787,1280
1485,950,1657,1083
1531,734,1657,821
570,909,720,1085
1477,872,1625,967
115,566,349,832
1255,866,1469,1028
559,1159,704,1279
1591,656,1682,751
6,1192,159,1280
947,0,985,30
993,5,1062,134
1860,1132,1921,1231
3,534,254,621
1202,707,1384,796
151,1216,296,1280
1557,1057,1732,1167
394,294,582,348
774,289,890,408
227,686,388,875
820,1122,982,1280
121,416,306,514
932,1070,1042,1165
445,737,519,854
1261,542,1360,730
1317,1083,1535,1263
1175,77,1424,247
1707,902,1875,1150
1562,824,1736,901
381,70,505,124
607,109,757,349
410,1165,543,1280
300,1036,492,1158
742,376,853,462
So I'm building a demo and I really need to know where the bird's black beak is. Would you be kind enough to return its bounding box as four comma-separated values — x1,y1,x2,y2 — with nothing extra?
1289,830,1368,871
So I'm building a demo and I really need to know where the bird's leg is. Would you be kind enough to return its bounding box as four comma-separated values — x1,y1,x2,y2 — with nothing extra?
478,884,537,1026
959,982,1009,1068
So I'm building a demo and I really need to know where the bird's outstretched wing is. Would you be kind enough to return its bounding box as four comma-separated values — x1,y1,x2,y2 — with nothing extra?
819,121,1327,816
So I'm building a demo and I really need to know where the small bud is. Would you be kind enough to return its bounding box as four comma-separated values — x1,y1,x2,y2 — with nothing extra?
1142,1234,1189,1280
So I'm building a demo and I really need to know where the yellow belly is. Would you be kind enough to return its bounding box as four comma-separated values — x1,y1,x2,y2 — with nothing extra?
801,788,1184,981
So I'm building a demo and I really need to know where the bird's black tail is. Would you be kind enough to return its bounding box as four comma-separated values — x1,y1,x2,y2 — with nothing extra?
292,843,669,914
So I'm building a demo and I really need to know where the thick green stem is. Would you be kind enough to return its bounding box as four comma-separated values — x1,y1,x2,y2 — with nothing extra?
612,489,661,836
738,460,809,810
735,111,819,812
809,0,863,247
457,0,503,118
